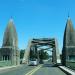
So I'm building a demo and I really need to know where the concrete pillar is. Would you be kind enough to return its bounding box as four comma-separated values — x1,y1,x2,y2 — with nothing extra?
22,39,32,64
7,55,9,61
2,56,3,61
4,56,5,61
54,38,61,64
52,47,56,64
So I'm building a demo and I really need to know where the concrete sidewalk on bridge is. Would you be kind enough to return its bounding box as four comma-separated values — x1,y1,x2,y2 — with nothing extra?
0,65,20,71
59,66,75,75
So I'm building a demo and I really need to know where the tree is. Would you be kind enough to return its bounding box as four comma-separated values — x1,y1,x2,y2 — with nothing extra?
20,49,25,59
39,50,49,60
30,50,37,59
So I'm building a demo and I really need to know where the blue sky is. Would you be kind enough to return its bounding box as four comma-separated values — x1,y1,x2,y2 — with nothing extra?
0,0,75,53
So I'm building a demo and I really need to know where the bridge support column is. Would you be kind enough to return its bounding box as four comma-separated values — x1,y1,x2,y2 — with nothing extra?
22,40,32,64
52,47,57,64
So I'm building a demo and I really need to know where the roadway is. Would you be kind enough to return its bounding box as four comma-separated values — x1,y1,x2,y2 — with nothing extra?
0,65,36,75
33,64,66,75
0,63,67,75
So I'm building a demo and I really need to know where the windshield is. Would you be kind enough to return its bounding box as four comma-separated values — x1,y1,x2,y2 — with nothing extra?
30,58,37,61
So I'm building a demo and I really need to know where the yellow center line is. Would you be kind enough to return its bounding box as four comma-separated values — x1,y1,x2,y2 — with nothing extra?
25,65,43,75
30,65,42,75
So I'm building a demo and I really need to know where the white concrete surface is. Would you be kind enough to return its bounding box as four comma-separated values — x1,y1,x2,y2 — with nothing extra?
0,65,20,71
59,66,75,75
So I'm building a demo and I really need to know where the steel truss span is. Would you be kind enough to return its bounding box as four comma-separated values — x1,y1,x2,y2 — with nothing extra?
23,38,61,65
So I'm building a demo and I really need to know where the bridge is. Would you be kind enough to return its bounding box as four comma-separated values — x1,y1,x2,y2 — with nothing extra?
22,38,61,65
0,17,75,75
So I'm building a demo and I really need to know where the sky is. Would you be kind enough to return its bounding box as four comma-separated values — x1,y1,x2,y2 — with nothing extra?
0,0,75,53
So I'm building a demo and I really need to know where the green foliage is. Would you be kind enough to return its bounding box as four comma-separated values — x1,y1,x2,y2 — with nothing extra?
29,50,49,60
39,50,49,60
20,49,25,59
30,50,37,59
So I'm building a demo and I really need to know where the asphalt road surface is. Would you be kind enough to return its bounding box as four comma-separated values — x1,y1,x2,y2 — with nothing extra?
0,63,67,75
0,65,36,75
33,64,67,75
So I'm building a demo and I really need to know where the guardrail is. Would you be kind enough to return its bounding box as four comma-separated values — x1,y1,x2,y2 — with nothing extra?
59,66,75,75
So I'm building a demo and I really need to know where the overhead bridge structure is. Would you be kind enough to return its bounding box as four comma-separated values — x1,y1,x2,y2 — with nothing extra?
23,38,61,64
